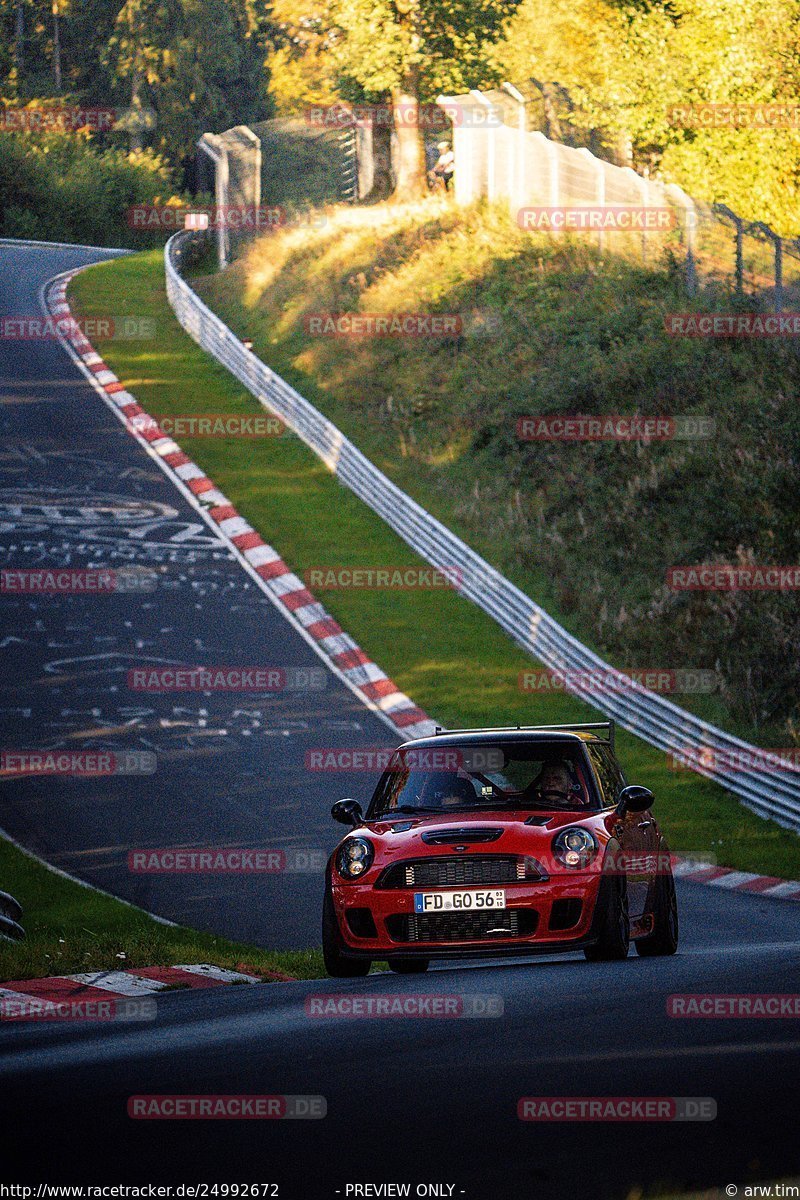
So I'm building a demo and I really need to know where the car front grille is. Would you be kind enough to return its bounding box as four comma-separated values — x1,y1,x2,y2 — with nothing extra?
385,909,538,944
377,856,525,889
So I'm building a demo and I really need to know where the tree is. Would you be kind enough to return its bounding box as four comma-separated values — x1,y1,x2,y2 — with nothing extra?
493,0,800,231
333,0,522,198
268,0,341,113
106,0,271,175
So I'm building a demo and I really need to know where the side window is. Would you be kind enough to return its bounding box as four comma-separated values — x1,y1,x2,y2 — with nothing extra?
588,746,625,807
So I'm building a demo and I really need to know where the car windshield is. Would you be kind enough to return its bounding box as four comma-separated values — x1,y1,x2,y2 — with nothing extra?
366,741,598,817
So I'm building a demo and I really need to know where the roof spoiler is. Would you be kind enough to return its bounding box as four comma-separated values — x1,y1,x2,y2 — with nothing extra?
432,721,615,749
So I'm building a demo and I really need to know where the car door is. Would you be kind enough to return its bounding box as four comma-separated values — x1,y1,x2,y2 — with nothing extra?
588,745,655,922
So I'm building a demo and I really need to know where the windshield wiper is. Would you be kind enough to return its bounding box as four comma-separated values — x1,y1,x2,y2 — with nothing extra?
377,805,444,816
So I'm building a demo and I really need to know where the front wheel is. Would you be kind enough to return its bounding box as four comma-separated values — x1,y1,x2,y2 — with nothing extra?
584,874,630,962
635,870,679,957
388,959,429,974
322,889,370,977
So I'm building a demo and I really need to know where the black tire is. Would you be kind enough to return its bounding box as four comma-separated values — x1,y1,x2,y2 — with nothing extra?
388,959,430,974
584,874,630,962
635,869,679,957
322,888,370,977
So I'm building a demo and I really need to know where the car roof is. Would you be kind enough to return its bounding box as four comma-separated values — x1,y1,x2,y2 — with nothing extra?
398,729,609,750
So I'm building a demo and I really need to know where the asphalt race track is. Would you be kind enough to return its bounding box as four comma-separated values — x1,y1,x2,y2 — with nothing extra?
0,240,400,949
2,243,800,1199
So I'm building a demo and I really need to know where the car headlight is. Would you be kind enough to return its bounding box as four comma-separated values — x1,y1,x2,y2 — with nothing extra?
335,837,374,880
553,827,597,869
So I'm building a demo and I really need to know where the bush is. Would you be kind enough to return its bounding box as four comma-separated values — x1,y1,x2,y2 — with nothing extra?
0,127,182,248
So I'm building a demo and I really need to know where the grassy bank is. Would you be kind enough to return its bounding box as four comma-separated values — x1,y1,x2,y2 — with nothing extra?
198,200,800,743
0,834,322,982
67,245,800,881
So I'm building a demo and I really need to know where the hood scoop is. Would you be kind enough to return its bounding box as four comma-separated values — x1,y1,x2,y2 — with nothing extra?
524,814,555,826
421,827,503,846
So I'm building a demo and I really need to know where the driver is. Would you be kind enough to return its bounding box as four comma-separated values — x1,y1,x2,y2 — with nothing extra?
529,761,584,808
419,770,477,809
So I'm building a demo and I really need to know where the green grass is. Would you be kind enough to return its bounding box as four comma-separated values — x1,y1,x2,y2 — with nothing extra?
197,199,800,744
66,243,800,882
0,834,323,982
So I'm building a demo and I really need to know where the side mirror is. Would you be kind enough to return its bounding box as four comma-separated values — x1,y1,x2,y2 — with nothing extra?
615,784,654,817
331,798,364,827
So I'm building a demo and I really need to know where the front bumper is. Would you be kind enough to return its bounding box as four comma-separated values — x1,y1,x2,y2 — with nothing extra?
331,874,604,959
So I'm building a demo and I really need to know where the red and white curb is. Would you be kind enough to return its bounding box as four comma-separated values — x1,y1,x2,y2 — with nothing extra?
672,858,800,900
0,963,292,1019
42,272,800,907
44,272,434,742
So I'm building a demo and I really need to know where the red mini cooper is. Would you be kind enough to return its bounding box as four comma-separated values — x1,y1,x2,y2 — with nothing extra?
322,722,678,975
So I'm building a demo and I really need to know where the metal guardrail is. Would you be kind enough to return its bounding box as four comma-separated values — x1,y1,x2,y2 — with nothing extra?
165,231,800,833
0,889,25,941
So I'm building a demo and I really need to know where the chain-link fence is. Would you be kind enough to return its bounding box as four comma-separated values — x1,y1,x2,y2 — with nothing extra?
196,91,800,305
197,117,357,267
438,85,800,309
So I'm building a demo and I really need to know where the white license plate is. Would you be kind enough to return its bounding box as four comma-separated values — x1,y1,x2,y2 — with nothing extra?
413,889,506,913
